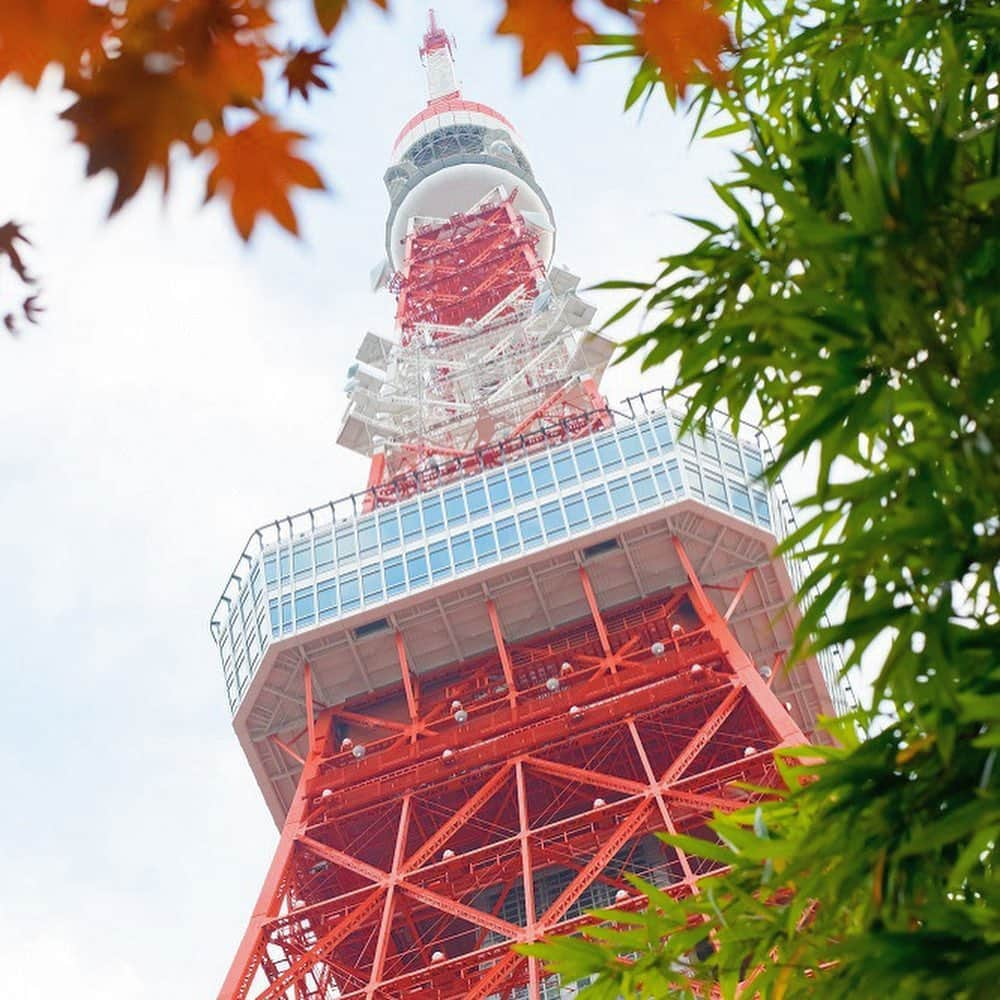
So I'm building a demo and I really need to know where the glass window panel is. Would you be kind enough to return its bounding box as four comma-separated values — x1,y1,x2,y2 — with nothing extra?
640,423,658,455
401,503,422,540
541,501,567,540
585,485,612,523
444,487,467,524
564,493,588,528
473,525,498,563
509,467,532,500
653,465,671,498
487,472,511,510
609,478,636,515
753,491,771,524
496,516,519,553
684,461,704,498
745,449,764,478
269,599,280,636
552,450,577,485
653,415,672,447
281,597,292,630
466,481,489,516
574,441,598,478
721,439,743,472
632,470,658,508
597,438,623,470
406,550,428,586
618,428,644,463
336,529,356,561
731,484,752,515
264,553,277,585
529,457,555,495
295,587,315,626
279,550,290,578
385,556,405,595
378,510,401,548
339,573,360,611
667,458,683,490
318,581,337,618
422,496,445,533
698,433,720,461
518,511,542,545
705,473,728,505
451,531,473,569
362,565,383,601
357,519,378,556
315,537,334,569
429,541,451,579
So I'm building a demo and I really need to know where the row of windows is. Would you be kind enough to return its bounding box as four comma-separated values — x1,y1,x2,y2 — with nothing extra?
222,456,770,699
218,413,772,711
263,460,691,638
261,415,678,590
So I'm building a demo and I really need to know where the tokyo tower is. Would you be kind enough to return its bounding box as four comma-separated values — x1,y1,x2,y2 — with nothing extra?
211,13,842,999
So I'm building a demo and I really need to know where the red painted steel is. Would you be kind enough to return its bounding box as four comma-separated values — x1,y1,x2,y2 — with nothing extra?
220,571,808,999
391,195,545,340
363,194,609,502
220,21,813,991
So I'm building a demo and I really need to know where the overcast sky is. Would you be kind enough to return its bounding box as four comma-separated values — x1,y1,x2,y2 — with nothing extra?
0,3,742,996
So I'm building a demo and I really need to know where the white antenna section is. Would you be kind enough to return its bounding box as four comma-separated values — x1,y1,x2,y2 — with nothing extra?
420,10,458,101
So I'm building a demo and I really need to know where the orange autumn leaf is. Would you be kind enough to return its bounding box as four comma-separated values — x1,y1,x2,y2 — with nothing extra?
206,116,325,240
312,0,387,36
0,0,110,88
497,0,594,76
639,0,731,96
0,221,34,285
61,0,273,214
283,46,334,100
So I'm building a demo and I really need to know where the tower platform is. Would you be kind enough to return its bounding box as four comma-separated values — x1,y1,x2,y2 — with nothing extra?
212,395,840,828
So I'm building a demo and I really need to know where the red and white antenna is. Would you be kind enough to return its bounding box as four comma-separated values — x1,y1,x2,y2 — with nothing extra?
338,15,614,505
419,9,458,101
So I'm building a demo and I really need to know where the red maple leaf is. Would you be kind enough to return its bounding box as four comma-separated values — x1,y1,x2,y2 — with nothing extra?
0,223,42,337
311,0,387,36
638,0,731,96
283,46,334,100
496,0,595,76
0,0,110,89
205,115,325,240
0,221,34,284
60,0,274,214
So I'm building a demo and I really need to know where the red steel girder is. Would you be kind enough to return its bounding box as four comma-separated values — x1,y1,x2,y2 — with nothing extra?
221,573,810,1000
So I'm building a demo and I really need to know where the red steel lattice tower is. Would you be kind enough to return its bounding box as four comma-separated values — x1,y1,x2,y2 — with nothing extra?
212,15,841,999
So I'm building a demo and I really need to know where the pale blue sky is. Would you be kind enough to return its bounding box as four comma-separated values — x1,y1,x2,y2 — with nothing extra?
0,2,739,995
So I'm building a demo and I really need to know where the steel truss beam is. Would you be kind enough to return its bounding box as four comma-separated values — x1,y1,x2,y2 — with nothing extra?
220,566,808,1000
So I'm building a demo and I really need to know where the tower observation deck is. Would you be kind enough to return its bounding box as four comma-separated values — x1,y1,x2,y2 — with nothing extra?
213,15,847,1000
